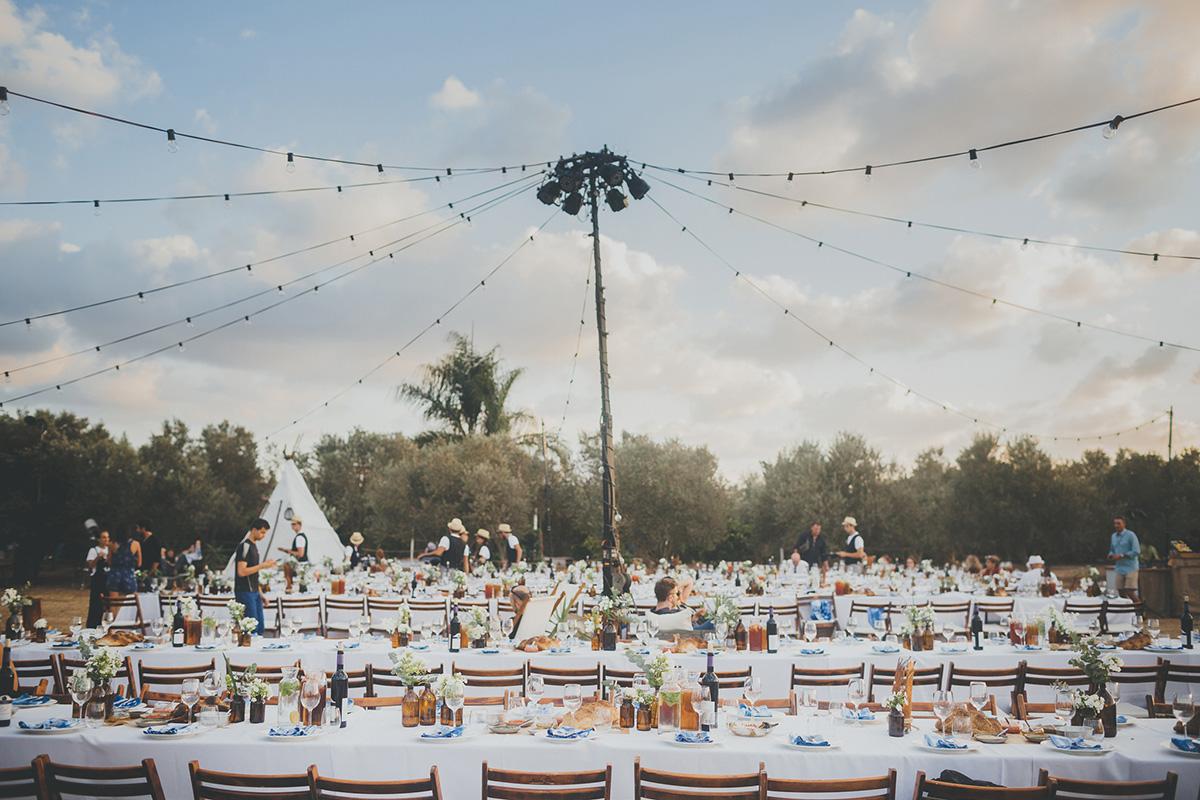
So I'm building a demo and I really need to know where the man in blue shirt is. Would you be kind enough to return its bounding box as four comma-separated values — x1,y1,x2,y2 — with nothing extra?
1107,515,1140,603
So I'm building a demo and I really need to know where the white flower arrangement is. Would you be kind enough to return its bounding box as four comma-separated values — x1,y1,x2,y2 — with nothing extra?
900,604,936,635
238,617,258,634
388,649,432,687
1,586,31,614
1039,606,1077,634
451,571,468,589
179,596,199,619
390,619,411,635
33,617,47,630
78,640,123,682
883,691,907,711
433,672,467,698
245,677,270,702
1072,690,1105,716
596,592,635,625
226,600,246,621
464,607,489,640
704,594,741,630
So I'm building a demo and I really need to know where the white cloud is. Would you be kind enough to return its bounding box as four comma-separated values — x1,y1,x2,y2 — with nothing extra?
239,28,257,40
430,76,482,111
193,108,217,134
130,235,204,271
59,242,80,254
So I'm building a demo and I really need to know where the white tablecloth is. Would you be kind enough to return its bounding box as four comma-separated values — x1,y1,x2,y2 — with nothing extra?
3,703,1197,800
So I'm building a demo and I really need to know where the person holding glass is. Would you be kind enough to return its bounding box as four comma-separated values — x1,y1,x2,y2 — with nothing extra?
234,518,276,635
85,527,111,628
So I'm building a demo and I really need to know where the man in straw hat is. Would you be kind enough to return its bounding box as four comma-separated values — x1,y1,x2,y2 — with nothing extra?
835,516,866,568
347,531,365,570
431,518,469,572
472,528,492,571
498,523,522,567
277,516,309,562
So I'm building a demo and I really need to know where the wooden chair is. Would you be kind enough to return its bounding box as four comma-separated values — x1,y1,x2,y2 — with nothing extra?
791,664,866,699
323,666,370,698
601,666,640,698
1155,659,1200,705
104,593,146,632
309,765,442,800
868,662,944,702
276,596,322,634
1036,770,1176,800
13,655,62,695
196,594,236,620
755,693,797,715
42,757,166,800
367,597,408,634
365,663,443,698
913,772,1050,800
1063,599,1139,632
323,596,367,637
930,601,972,634
528,663,602,697
0,757,44,800
1015,663,1089,719
765,769,897,800
847,600,892,633
714,667,754,693
406,599,449,631
452,662,525,703
634,758,763,800
1108,663,1161,713
482,762,609,800
157,592,183,622
972,598,1015,631
56,653,135,697
188,760,309,800
947,663,1022,713
136,659,215,697
768,602,799,632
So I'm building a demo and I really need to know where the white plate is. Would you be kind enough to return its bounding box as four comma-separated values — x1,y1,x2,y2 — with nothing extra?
265,728,324,741
797,649,827,657
18,721,84,735
669,736,718,747
917,741,977,753
1145,646,1185,653
13,698,58,710
544,732,595,743
1041,740,1112,756
785,738,840,751
142,724,205,739
417,731,471,743
1163,741,1200,758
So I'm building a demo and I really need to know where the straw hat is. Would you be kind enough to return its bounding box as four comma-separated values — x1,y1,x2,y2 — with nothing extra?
497,523,512,533
842,516,857,528
349,531,364,545
291,516,304,527
447,518,465,533
476,529,491,540
1027,555,1045,568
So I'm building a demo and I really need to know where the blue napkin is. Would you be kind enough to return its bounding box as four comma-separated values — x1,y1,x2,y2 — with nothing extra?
1170,736,1200,753
841,707,876,721
112,697,142,710
481,648,500,654
132,642,156,650
924,733,968,749
810,600,833,621
408,643,430,651
941,644,968,653
675,731,712,744
302,633,317,640
1116,715,1128,724
1048,735,1101,751
262,642,291,650
52,641,78,648
343,641,361,649
1017,644,1043,651
867,607,885,628
546,726,594,739
12,694,52,707
800,647,825,655
872,644,900,653
18,718,75,730
739,703,771,718
420,725,464,739
268,725,317,737
143,723,201,736
791,734,830,747
548,647,572,654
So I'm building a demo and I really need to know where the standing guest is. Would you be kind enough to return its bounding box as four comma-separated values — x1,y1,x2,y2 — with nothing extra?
835,517,867,567
85,528,111,628
499,523,522,567
135,522,162,574
235,518,277,635
507,586,532,639
1108,515,1141,603
472,529,492,571
347,531,365,569
106,528,141,598
278,517,309,562
431,518,469,572
792,521,829,570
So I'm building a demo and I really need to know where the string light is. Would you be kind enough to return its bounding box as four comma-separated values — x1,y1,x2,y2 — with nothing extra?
166,129,178,153
286,152,296,173
92,200,100,216
557,246,593,434
969,148,980,169
1103,115,1123,140
0,86,9,116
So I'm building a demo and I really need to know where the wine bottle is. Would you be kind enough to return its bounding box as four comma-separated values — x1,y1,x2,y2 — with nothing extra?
733,619,748,651
700,652,719,732
1182,596,1194,650
0,644,16,695
410,574,418,595
734,571,741,588
1098,599,1109,635
330,643,348,728
970,605,983,650
765,607,778,653
448,604,461,653
172,600,185,648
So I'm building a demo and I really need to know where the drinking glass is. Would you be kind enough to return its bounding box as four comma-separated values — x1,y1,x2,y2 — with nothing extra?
421,622,434,643
527,674,545,707
563,683,582,716
942,624,955,643
1172,693,1194,727
743,676,762,710
1148,618,1161,640
932,690,954,738
202,670,222,706
969,681,988,713
803,620,817,643
645,614,660,639
689,686,706,719
1012,619,1026,647
444,684,465,724
358,614,372,639
846,678,866,724
69,617,83,640
798,687,818,732
501,617,514,640
300,677,321,725
85,696,107,729
324,704,341,729
215,620,230,644
180,678,200,723
68,670,93,720
101,611,115,634
1054,690,1074,725
1106,681,1120,705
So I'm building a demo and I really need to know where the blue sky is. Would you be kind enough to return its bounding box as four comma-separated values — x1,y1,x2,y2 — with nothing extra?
1,0,1198,476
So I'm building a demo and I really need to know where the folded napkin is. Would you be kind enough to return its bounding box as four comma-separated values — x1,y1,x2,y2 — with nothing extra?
841,707,876,721
1170,736,1200,753
1048,735,1101,751
342,641,361,649
262,642,291,650
18,718,75,730
867,607,885,628
420,725,464,739
302,633,317,640
675,731,712,744
1017,645,1043,651
546,726,594,739
51,641,78,648
1116,715,1128,724
407,643,430,651
548,647,572,654
924,733,968,749
481,648,500,654
800,647,825,655
132,642,156,650
143,723,201,736
112,697,142,710
739,703,772,718
941,644,968,653
810,600,833,621
791,734,830,747
268,725,318,737
195,643,219,650
12,694,53,707
872,644,900,653
1149,642,1183,650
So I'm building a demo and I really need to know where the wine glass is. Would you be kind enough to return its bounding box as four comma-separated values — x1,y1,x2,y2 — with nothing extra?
201,670,222,708
527,674,545,708
180,678,201,723
68,669,93,721
689,686,706,724
1148,618,1161,642
644,614,660,640
969,681,988,713
101,611,115,635
215,619,230,644
69,616,83,640
803,620,817,643
1106,681,1120,707
149,619,165,643
942,624,956,643
1054,689,1074,726
932,690,955,738
421,622,434,643
563,683,582,717
358,614,372,640
1171,692,1194,728
846,678,866,724
500,617,514,641
300,677,321,726
742,676,762,711
798,687,818,732
443,682,465,726
1012,618,1026,648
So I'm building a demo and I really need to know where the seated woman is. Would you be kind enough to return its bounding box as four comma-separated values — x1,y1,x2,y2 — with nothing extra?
651,577,713,632
962,554,983,574
507,586,532,639
980,555,1002,577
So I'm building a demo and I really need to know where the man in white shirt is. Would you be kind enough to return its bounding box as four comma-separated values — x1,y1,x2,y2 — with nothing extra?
499,523,522,566
472,529,492,571
85,529,111,627
278,517,309,562
431,518,469,572
1017,555,1057,592
836,516,867,567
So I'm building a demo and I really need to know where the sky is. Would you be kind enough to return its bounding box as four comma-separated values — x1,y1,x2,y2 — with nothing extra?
1,0,1199,478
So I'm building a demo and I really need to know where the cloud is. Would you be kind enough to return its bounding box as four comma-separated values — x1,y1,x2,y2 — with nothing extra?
239,28,257,40
193,108,217,135
59,242,80,254
426,79,571,162
430,76,482,111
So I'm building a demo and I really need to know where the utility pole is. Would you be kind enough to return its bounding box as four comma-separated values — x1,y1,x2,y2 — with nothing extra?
1168,405,1174,462
539,418,548,560
536,150,650,596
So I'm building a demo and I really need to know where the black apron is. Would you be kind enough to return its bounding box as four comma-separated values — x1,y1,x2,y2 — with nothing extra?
446,535,467,571
291,532,309,562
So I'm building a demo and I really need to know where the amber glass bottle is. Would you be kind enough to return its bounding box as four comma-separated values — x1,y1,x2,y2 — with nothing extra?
619,696,635,728
401,686,420,727
418,684,437,726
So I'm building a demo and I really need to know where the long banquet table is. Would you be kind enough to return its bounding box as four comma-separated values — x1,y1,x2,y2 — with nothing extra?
3,701,1198,800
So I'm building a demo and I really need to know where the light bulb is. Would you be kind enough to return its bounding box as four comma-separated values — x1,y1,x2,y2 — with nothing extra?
243,315,252,325
376,164,384,181
0,87,11,117
186,317,194,328
93,200,101,217
1102,115,1123,140
3,371,10,384
166,129,178,153
137,292,145,304
286,152,296,173
968,148,980,169
863,165,872,182
1021,238,1030,251
224,194,230,208
177,342,185,352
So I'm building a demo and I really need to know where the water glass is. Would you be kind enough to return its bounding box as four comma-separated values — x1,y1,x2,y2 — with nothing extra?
1172,693,1194,727
527,674,545,706
969,681,988,712
563,683,582,716
180,679,200,722
932,690,954,737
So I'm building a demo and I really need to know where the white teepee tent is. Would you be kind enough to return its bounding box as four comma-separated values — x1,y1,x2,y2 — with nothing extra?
225,458,345,575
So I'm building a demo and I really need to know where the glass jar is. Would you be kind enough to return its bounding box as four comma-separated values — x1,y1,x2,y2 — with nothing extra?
619,696,635,728
402,686,420,727
248,699,266,724
602,621,618,651
419,684,437,726
636,703,653,731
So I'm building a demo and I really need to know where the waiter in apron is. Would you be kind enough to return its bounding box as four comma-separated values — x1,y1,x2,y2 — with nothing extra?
836,516,867,570
499,523,522,567
278,516,309,562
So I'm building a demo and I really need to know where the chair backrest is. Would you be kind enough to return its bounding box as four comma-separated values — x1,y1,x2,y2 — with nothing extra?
913,771,1050,800
196,595,236,620
868,663,944,702
57,653,135,697
14,655,62,695
43,757,166,800
189,760,310,800
137,659,215,695
366,663,444,697
227,662,297,689
1020,663,1088,701
483,761,609,800
765,769,897,800
0,757,44,800
930,602,972,629
276,597,322,632
367,597,407,632
634,758,763,800
451,663,525,697
972,598,1014,623
323,667,370,697
714,667,753,692
947,663,1021,711
1156,659,1200,702
323,596,367,634
791,664,865,689
601,666,640,697
1037,770,1176,800
308,765,442,800
528,663,602,693
105,594,145,630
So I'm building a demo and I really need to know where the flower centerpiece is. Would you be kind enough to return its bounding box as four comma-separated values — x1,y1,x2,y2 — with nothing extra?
899,605,936,651
464,607,490,647
1085,566,1102,597
1040,607,1078,645
596,592,634,650
179,596,199,619
237,616,258,643
390,602,412,647
245,677,270,723
1068,636,1122,736
627,649,671,729
433,672,468,725
77,637,124,717
704,594,741,642
451,570,468,597
32,617,48,643
1,584,32,638
883,690,907,737
390,650,433,727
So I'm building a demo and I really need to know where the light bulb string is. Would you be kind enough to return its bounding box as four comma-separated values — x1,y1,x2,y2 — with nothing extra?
4,88,547,175
0,171,544,329
645,166,1200,264
645,192,1170,443
556,243,594,435
265,211,560,439
634,95,1200,178
0,183,537,403
653,174,1200,353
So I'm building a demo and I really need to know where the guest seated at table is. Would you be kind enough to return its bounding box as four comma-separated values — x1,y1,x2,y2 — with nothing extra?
651,577,713,631
904,555,918,571
507,585,532,638
980,554,1001,576
1016,555,1058,591
962,554,983,574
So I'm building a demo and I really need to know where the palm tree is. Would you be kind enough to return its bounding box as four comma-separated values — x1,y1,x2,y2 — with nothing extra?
400,332,529,443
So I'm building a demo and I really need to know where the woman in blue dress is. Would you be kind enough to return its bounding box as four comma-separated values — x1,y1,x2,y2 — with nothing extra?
106,528,142,596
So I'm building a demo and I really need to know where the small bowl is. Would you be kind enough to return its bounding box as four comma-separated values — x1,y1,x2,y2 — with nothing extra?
1022,729,1048,744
